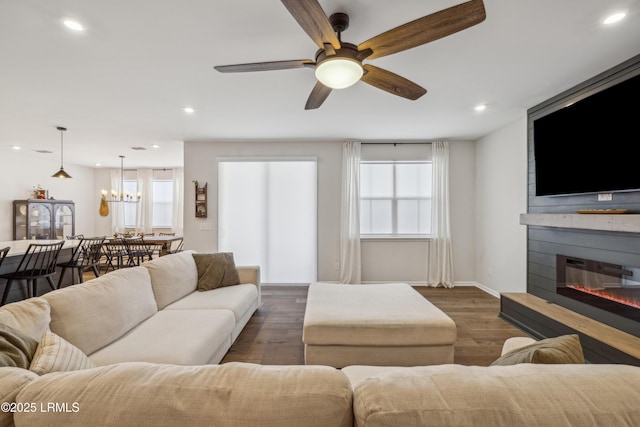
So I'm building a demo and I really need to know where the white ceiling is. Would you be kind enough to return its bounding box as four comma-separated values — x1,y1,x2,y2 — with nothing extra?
1,0,639,169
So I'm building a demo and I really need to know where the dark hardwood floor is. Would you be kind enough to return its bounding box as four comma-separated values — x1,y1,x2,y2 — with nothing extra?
221,285,530,366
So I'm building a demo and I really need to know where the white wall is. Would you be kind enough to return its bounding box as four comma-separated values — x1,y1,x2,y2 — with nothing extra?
0,151,97,241
474,116,528,293
183,140,476,283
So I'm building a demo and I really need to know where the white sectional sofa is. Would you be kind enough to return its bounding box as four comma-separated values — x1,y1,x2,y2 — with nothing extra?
1,250,260,367
3,252,640,426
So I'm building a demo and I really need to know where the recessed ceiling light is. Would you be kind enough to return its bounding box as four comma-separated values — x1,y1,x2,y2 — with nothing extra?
152,144,160,149
95,162,101,167
603,12,626,25
11,145,21,150
62,18,85,32
474,104,487,112
183,106,195,114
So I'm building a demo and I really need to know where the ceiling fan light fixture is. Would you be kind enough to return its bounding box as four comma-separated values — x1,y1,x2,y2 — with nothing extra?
315,57,363,89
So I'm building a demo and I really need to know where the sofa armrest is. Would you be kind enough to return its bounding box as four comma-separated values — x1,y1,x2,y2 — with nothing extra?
238,266,261,305
501,336,536,355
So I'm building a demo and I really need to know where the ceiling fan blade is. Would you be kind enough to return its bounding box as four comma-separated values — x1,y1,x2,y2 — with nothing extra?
361,64,426,100
215,60,314,73
281,0,341,50
358,0,486,60
305,81,332,110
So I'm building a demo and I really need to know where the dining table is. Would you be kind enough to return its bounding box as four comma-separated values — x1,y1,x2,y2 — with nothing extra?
141,235,182,256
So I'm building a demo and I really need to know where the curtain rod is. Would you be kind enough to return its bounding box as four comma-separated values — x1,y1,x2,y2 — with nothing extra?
360,142,432,145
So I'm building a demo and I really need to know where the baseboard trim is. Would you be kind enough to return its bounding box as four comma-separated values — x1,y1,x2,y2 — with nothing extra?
263,281,500,298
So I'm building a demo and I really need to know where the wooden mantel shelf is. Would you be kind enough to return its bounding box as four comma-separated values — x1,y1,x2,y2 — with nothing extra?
520,213,640,233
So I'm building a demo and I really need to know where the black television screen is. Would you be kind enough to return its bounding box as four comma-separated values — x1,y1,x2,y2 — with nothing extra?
533,72,640,197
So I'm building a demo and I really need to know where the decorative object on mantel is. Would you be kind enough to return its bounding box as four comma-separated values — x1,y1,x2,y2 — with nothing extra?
195,182,207,218
576,209,630,215
101,155,141,205
51,126,72,179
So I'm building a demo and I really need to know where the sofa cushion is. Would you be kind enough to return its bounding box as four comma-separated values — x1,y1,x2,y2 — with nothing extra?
43,267,157,355
193,252,240,291
0,323,37,369
348,364,640,427
143,250,198,309
164,283,258,321
88,309,236,366
491,334,584,366
0,298,50,341
29,331,95,375
0,367,39,427
15,362,353,427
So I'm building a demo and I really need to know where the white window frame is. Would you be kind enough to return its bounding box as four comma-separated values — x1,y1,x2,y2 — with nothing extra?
123,176,175,229
152,179,173,228
360,160,432,240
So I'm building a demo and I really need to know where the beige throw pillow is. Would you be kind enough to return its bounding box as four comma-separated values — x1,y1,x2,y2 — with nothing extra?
0,323,38,369
29,331,95,375
491,334,585,366
192,253,240,291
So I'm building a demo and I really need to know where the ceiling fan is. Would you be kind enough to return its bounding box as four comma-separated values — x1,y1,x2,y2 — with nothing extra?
214,0,486,110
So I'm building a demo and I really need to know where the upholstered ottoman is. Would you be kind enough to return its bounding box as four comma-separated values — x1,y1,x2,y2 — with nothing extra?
303,283,457,368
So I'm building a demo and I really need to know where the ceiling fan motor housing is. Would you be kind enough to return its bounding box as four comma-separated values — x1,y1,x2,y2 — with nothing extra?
329,12,350,33
314,42,360,64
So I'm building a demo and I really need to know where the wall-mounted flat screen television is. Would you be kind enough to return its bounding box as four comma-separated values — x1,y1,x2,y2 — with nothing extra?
533,72,640,197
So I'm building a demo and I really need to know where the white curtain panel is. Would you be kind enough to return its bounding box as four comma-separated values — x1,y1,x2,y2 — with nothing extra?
110,169,125,234
339,141,362,284
427,140,455,287
172,168,184,236
136,169,154,233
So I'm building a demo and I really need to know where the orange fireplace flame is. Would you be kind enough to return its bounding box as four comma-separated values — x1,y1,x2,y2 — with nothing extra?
567,285,640,310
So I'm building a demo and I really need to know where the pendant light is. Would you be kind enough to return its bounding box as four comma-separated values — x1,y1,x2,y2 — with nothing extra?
51,126,72,178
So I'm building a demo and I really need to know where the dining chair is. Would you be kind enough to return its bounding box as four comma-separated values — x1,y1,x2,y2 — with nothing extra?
167,237,184,254
0,246,9,271
123,237,154,266
56,237,106,288
102,239,128,273
159,232,175,236
66,234,85,240
0,241,64,305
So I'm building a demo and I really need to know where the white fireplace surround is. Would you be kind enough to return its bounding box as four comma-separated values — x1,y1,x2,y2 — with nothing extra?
520,213,640,233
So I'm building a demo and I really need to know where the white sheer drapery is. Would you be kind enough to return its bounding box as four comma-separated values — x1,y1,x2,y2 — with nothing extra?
110,169,125,234
171,168,184,235
339,141,361,284
136,169,154,233
427,140,454,287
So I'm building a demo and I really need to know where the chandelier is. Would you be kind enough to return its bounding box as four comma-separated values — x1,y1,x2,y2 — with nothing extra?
101,155,141,203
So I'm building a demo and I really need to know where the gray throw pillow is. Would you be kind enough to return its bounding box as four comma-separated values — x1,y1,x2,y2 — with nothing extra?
0,322,38,369
491,334,585,366
192,253,240,291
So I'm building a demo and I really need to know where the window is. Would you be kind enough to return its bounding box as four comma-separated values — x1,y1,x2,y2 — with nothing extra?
122,177,174,228
152,180,173,227
218,159,317,283
360,161,432,237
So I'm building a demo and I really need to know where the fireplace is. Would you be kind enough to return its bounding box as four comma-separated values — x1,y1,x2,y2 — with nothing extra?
557,255,640,322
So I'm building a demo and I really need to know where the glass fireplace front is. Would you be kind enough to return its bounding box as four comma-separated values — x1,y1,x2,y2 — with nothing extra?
556,254,640,322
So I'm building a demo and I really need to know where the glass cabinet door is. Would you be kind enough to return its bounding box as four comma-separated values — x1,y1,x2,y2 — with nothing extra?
14,201,28,240
29,203,51,240
54,204,74,240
